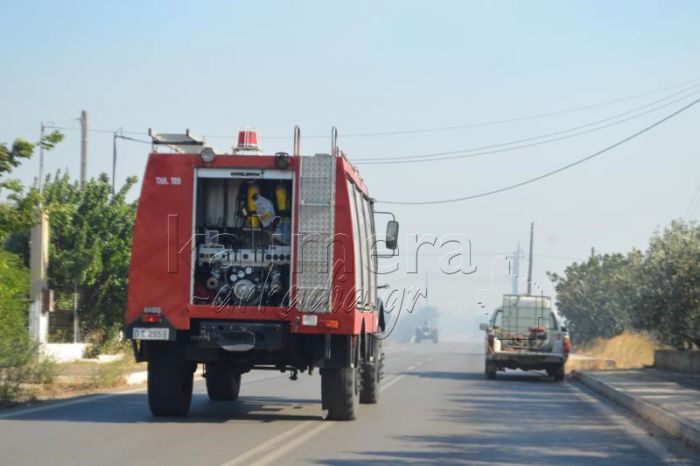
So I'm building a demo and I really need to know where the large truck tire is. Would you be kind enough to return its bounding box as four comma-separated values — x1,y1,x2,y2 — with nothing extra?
148,362,194,417
205,364,241,401
547,364,565,382
321,366,359,421
485,361,497,379
360,335,383,404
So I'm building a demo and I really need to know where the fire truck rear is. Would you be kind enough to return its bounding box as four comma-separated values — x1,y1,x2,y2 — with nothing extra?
124,127,398,420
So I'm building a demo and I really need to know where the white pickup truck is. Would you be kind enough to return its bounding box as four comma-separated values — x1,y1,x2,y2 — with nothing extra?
479,295,570,381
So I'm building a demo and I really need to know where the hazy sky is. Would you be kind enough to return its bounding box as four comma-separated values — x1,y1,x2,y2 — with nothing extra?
2,1,699,339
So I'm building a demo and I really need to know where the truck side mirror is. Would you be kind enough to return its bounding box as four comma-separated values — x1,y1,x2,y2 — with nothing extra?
479,323,489,331
385,220,399,250
560,326,567,332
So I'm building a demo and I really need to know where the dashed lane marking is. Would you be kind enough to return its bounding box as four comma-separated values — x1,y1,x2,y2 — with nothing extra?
222,363,416,466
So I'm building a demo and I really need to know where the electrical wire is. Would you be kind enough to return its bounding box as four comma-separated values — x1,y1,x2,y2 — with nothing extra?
355,84,700,164
685,182,700,218
203,76,700,139
377,97,700,205
115,134,150,144
38,77,700,145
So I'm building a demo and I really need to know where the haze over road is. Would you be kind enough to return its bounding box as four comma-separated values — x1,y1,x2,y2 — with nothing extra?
0,343,696,465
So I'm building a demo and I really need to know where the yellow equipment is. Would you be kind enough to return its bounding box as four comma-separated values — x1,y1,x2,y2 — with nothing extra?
246,182,261,228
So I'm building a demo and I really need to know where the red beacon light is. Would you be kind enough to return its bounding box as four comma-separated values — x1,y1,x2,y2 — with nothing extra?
233,127,262,155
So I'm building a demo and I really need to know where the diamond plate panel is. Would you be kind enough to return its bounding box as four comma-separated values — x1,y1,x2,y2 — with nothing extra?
297,154,336,313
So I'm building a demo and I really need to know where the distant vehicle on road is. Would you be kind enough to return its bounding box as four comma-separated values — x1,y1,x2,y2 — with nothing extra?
415,320,438,343
479,295,570,380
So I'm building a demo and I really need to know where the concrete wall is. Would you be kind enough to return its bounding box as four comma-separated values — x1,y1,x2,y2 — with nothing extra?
654,350,700,375
43,343,87,362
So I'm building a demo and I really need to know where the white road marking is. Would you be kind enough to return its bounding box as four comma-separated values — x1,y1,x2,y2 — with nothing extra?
221,421,314,466
380,374,405,391
249,422,333,466
406,365,416,370
222,362,415,466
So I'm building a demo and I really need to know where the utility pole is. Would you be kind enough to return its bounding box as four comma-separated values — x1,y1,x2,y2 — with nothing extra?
511,242,521,295
29,122,50,343
526,222,534,295
38,122,45,192
80,110,88,186
112,131,118,196
425,269,429,308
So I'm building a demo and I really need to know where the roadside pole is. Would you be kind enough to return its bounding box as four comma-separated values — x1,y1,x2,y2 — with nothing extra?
80,110,87,186
29,123,51,343
526,222,534,295
28,212,50,343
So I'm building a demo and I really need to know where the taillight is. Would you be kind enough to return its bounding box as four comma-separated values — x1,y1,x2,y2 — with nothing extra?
320,320,339,329
528,326,545,333
141,313,162,324
487,334,495,352
563,336,571,354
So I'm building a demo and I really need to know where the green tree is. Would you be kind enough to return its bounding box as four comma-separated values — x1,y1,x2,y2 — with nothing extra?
0,130,63,238
637,220,700,349
37,172,138,340
548,251,642,344
3,158,136,346
0,249,31,364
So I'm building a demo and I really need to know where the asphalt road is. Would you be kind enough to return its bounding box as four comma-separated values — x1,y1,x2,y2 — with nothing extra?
0,343,697,465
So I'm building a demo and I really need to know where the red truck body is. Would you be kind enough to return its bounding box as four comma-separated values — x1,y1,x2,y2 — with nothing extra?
125,128,393,419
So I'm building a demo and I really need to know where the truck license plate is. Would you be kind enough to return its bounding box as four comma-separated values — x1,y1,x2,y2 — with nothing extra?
133,327,170,340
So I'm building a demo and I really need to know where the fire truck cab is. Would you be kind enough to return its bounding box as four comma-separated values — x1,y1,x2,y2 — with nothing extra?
125,127,398,420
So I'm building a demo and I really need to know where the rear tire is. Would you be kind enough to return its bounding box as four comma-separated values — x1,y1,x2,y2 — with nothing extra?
205,364,241,401
548,364,565,382
485,361,497,379
360,335,382,404
148,362,194,417
322,367,359,420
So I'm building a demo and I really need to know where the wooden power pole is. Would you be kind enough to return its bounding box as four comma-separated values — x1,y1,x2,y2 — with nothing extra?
80,110,88,186
526,222,534,295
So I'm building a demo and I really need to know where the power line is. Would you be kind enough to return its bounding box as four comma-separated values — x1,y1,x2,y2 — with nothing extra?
204,76,700,139
377,97,700,205
355,84,700,164
37,76,700,143
685,182,700,218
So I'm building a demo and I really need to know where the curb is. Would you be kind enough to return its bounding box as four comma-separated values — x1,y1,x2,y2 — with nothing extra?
572,371,700,452
125,370,147,385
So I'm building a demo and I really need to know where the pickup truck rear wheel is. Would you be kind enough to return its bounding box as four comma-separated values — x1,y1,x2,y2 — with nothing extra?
148,362,194,416
205,364,241,401
485,361,497,379
322,367,359,420
547,364,565,382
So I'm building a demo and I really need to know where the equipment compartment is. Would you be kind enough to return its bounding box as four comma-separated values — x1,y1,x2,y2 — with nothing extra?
192,173,293,307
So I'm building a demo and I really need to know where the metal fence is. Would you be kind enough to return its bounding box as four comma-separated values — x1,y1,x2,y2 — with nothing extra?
48,310,81,343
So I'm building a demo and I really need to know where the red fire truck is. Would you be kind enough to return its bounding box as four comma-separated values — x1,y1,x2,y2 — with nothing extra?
125,127,398,420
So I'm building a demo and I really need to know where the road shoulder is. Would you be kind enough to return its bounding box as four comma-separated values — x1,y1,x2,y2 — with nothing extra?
572,369,700,452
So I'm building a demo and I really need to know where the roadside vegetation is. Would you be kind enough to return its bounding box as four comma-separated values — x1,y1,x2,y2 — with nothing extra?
0,132,138,407
578,332,658,369
549,220,700,350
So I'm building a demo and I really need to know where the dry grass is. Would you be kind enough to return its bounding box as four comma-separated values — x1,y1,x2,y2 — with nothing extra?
579,332,659,369
2,353,143,408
